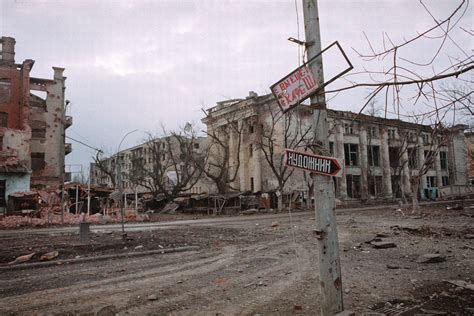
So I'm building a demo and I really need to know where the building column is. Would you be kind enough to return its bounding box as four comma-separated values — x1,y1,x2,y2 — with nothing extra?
401,145,411,196
254,147,262,192
380,128,393,198
335,122,347,199
228,126,238,190
359,127,369,200
239,121,247,192
417,136,427,195
434,140,443,188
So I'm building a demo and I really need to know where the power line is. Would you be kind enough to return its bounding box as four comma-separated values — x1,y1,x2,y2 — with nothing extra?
66,135,101,152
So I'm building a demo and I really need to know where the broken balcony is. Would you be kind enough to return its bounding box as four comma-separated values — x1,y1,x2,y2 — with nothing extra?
65,143,72,155
64,116,73,129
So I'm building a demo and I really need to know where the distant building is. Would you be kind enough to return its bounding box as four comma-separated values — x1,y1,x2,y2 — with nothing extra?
0,36,70,213
202,92,470,201
90,136,209,196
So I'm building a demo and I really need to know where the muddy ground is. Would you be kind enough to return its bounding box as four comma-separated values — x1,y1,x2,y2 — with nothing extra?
0,202,473,315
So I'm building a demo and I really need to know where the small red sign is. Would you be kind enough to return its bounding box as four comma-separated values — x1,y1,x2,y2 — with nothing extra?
284,149,343,177
271,65,320,113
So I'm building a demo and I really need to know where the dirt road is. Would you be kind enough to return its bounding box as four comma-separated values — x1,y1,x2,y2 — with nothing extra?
0,203,473,315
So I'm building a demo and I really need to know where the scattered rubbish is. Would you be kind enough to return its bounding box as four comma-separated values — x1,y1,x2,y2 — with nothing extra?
40,251,59,261
446,204,463,211
464,234,474,239
386,264,400,269
134,245,144,250
447,280,474,291
271,221,279,227
241,209,258,215
97,305,118,316
147,294,158,301
371,241,397,249
294,304,303,311
416,254,446,263
420,308,447,315
8,252,35,265
376,232,389,238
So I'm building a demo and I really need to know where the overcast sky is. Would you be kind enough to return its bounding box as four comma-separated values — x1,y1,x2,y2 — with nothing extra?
1,0,471,176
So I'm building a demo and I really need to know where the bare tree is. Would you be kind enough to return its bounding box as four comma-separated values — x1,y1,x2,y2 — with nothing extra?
127,126,204,202
255,104,312,210
92,149,116,188
194,117,243,194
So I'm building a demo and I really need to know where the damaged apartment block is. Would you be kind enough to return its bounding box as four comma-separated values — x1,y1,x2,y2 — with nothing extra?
0,36,71,214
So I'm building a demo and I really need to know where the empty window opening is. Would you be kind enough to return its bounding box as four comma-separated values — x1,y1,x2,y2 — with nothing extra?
31,152,46,171
0,79,11,104
440,151,448,170
344,144,358,166
0,112,8,127
389,147,400,168
368,145,380,167
346,174,361,198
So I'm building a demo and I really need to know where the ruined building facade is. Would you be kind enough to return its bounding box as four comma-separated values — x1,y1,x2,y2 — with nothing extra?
90,136,208,196
0,37,71,212
202,92,469,201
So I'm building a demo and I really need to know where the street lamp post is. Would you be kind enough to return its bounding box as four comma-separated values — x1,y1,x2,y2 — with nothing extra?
115,129,138,236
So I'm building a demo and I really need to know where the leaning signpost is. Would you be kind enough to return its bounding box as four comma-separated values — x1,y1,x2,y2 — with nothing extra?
270,0,353,314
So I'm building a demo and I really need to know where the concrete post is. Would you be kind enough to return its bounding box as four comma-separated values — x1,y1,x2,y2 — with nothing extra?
335,122,347,199
303,0,343,314
359,127,369,201
380,128,393,198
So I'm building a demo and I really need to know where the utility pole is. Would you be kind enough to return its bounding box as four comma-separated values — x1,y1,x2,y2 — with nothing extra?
303,0,343,314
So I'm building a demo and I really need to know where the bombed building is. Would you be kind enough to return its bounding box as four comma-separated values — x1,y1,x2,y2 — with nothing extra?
202,92,470,203
0,36,70,213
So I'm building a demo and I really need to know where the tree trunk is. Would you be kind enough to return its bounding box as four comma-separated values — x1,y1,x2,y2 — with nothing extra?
411,180,420,212
277,193,283,211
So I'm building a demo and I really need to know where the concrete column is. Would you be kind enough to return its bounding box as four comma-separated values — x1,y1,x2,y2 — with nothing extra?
254,147,262,192
228,127,238,190
359,127,369,200
401,145,411,196
239,121,247,192
335,122,347,199
417,136,427,193
380,128,393,198
434,140,442,188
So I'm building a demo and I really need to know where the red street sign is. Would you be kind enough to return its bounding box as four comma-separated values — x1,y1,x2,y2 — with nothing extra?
270,64,320,113
285,149,343,177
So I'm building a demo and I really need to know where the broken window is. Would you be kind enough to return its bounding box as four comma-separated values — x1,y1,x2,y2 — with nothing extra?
329,142,334,155
408,147,418,169
442,176,449,186
426,176,436,188
0,112,7,127
249,144,253,157
422,133,430,144
368,126,378,138
344,143,358,166
249,125,254,134
346,174,361,198
250,177,254,192
440,151,448,170
368,176,383,197
408,131,416,143
344,123,353,134
389,147,400,168
32,128,46,139
367,145,380,167
31,152,46,171
424,150,435,169
387,128,396,140
194,143,199,149
0,79,11,104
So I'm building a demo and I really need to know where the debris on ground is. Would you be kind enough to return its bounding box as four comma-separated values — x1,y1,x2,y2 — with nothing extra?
371,241,397,249
40,251,59,261
416,254,446,263
270,221,279,227
8,252,36,265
